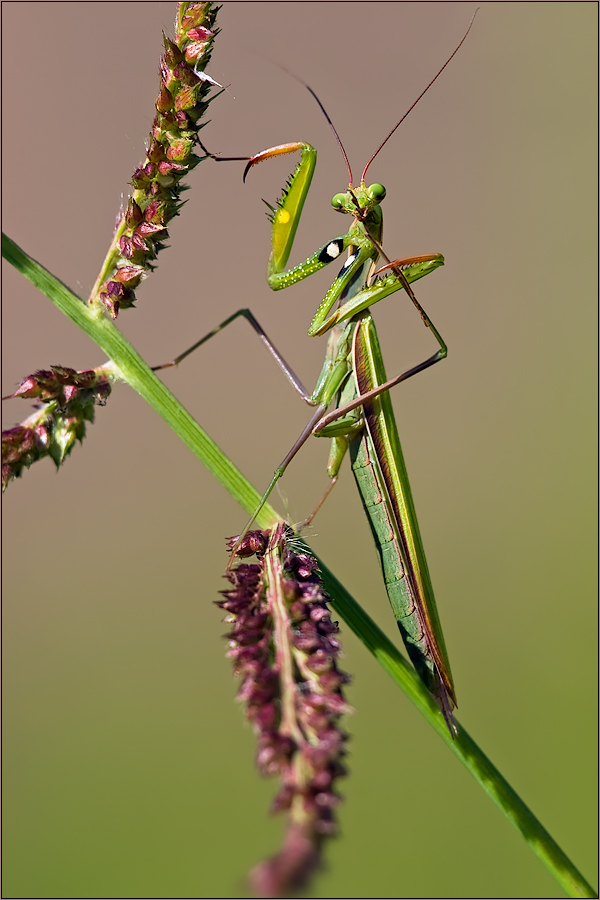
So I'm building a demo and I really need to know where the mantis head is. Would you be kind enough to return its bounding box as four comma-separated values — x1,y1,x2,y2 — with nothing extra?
331,183,386,218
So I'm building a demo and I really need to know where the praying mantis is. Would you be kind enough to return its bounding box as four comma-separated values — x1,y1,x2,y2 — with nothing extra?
155,16,478,735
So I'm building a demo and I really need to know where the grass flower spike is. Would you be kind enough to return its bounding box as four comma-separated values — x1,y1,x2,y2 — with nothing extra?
2,366,113,489
220,526,351,897
89,2,220,318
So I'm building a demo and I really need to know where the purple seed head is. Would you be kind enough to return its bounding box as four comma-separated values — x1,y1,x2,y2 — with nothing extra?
218,525,351,897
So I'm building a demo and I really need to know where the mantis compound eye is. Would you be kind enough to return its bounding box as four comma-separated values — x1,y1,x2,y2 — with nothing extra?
331,193,346,211
366,183,386,203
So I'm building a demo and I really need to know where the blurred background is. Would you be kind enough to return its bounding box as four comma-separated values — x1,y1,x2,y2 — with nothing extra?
2,2,597,897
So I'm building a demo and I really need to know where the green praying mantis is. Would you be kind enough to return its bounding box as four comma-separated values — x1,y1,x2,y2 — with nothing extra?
155,15,477,736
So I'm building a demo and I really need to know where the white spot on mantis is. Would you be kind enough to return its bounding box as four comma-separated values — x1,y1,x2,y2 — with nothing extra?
342,253,357,269
326,242,341,259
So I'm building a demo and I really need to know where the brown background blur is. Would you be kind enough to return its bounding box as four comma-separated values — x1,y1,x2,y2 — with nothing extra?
2,3,597,897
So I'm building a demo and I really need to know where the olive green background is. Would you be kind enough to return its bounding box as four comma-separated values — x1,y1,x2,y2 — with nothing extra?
2,2,597,898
